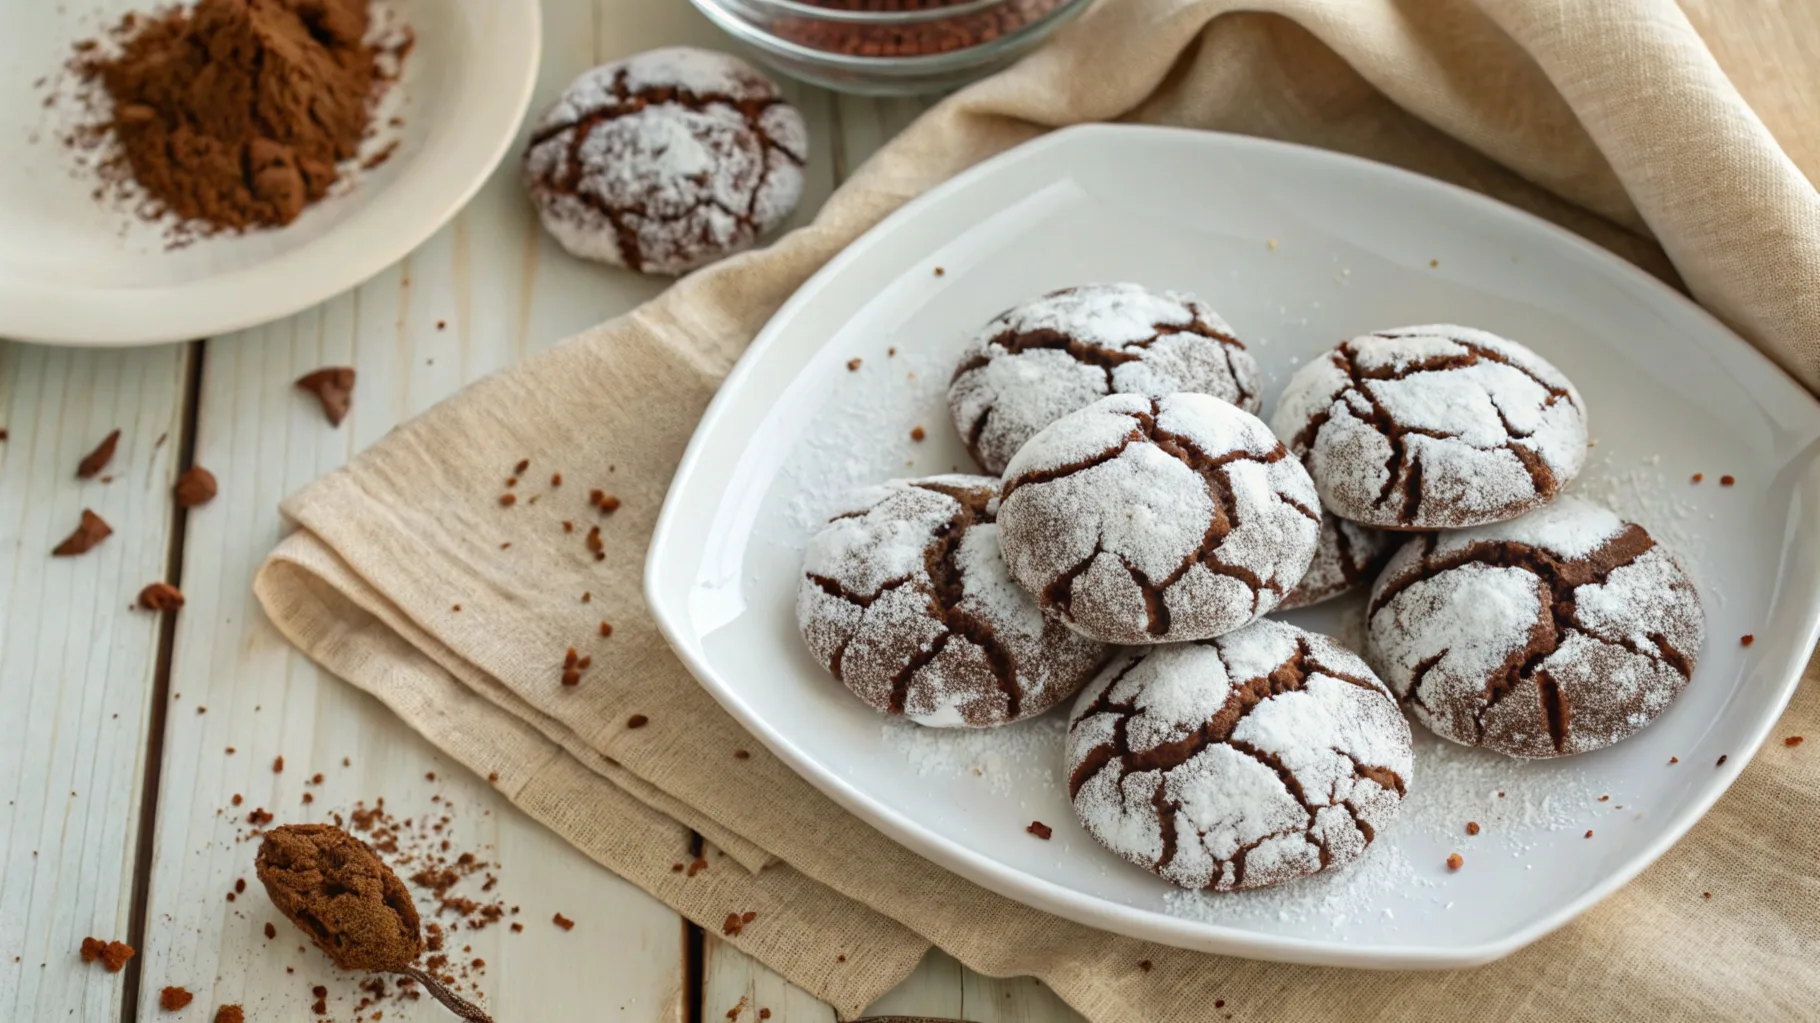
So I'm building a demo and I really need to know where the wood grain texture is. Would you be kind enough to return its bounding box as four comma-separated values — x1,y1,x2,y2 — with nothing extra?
130,0,832,1020
0,342,189,1022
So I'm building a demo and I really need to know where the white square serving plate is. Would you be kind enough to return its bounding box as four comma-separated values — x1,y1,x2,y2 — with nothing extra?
647,124,1820,968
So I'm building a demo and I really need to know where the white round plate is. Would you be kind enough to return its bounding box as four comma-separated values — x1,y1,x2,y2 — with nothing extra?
0,0,539,346
647,124,1820,968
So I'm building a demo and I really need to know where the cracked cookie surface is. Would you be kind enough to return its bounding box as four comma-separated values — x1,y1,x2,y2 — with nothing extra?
949,284,1262,475
1366,496,1703,759
1278,513,1398,611
523,47,808,275
998,392,1319,645
1066,618,1411,891
797,475,1110,727
1270,325,1588,530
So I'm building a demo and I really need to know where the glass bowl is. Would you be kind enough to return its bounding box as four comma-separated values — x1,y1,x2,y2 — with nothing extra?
688,0,1093,96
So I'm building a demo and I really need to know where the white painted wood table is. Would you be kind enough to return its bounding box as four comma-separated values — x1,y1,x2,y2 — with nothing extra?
4,1,1815,1020
0,1,1085,1020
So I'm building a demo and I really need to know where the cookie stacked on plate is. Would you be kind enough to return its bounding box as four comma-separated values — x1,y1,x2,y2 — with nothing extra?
794,284,1705,893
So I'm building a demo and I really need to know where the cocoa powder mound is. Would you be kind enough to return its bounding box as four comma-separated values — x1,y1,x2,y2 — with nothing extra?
77,0,382,233
255,823,423,972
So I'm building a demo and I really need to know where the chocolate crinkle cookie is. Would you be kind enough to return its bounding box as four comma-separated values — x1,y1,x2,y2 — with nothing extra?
797,475,1110,727
1271,325,1588,530
1277,512,1398,611
948,284,1262,475
1367,496,1703,759
1066,618,1412,891
997,393,1319,645
522,47,808,275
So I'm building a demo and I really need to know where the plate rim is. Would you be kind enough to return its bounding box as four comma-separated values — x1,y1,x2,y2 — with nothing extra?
0,0,542,347
648,122,1820,968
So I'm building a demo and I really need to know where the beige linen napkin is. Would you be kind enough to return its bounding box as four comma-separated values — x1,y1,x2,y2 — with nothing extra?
255,0,1820,1018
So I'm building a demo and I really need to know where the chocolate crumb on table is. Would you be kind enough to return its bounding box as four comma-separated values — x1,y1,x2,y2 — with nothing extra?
733,749,750,760
498,493,516,506
1691,473,1704,483
1787,736,1805,747
52,509,112,555
1721,475,1736,486
1741,634,1755,647
514,459,530,476
173,465,218,507
626,714,648,729
1585,830,1594,838
847,358,862,371
1446,853,1464,871
686,856,709,877
1717,755,1729,766
1670,756,1679,764
1025,821,1053,840
297,367,356,427
78,937,135,972
138,582,185,611
910,425,926,442
264,922,277,940
934,267,945,277
599,621,613,637
214,1005,245,1023
552,913,575,931
273,756,284,773
1465,821,1481,836
77,429,121,478
160,986,194,1010
1137,959,1152,972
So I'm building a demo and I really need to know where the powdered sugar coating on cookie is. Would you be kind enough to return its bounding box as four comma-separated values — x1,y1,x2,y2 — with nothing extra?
1066,618,1411,891
1271,326,1588,530
948,284,1262,474
798,476,1110,727
1366,497,1703,758
523,47,808,275
998,393,1319,644
1277,513,1398,611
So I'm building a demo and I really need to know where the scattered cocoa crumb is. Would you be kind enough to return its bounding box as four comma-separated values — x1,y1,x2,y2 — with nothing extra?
273,756,285,773
581,592,591,603
576,656,591,669
595,493,620,513
265,922,277,940
1717,755,1728,766
846,358,861,371
733,749,750,760
160,986,194,1011
550,473,562,486
1137,959,1152,972
1786,736,1805,747
1669,756,1678,764
1446,853,1464,871
226,892,236,902
910,426,926,442
562,521,573,533
139,582,185,611
1691,473,1703,483
52,509,113,556
297,368,356,427
1741,634,1755,647
1025,821,1052,840
1703,892,1712,900
760,1010,771,1020
552,913,574,931
501,541,513,550
685,857,708,877
585,526,603,558
232,794,243,806
1598,794,1609,802
487,772,499,783
248,809,274,826
599,622,613,637
1465,821,1480,836
235,878,246,894
933,267,945,277
513,459,529,476
836,954,846,962
174,466,218,507
1584,830,1594,838
79,937,135,972
425,772,436,782
226,747,235,754
626,714,648,729
887,347,896,357
722,913,745,937
509,922,522,933
302,793,314,804
561,668,580,687
1720,475,1735,486
436,320,447,330
498,493,516,507
215,1005,245,1023
311,773,324,785
77,429,121,478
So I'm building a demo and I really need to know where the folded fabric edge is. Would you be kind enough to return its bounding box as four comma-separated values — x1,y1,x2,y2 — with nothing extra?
253,536,933,1014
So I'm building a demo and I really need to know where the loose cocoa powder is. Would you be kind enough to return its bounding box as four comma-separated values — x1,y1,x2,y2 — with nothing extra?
73,0,404,235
